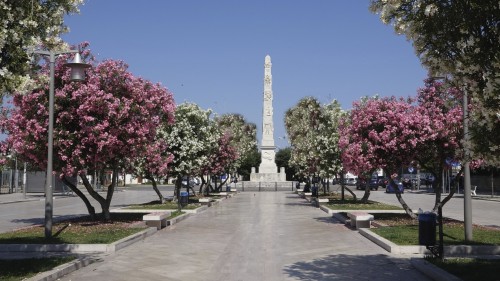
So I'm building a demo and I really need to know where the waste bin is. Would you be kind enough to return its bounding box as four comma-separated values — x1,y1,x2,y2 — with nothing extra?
312,185,318,197
418,212,437,246
180,191,189,207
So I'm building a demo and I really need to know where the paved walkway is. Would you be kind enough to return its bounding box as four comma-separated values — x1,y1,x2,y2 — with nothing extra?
57,192,429,281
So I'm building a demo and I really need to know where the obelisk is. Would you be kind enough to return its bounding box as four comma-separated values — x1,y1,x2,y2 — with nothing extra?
258,55,278,174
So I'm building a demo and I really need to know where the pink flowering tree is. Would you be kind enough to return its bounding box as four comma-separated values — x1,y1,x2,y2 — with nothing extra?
339,96,424,215
3,45,175,220
199,131,238,194
215,114,257,181
413,78,466,211
131,139,175,203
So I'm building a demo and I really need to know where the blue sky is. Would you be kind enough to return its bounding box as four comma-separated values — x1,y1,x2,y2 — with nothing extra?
63,0,427,149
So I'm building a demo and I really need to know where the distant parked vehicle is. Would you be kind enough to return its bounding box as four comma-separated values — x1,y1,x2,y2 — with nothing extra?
374,176,388,188
386,179,404,193
356,178,379,191
347,178,357,186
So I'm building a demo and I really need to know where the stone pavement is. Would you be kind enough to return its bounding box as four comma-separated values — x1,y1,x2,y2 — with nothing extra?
56,192,429,281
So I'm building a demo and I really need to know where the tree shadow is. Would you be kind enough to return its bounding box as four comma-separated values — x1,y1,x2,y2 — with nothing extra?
11,214,85,226
313,216,345,225
283,254,425,280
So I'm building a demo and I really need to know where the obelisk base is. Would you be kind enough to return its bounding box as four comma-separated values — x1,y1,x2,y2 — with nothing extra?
250,167,287,182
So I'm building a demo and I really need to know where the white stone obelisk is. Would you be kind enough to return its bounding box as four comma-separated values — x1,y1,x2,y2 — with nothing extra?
259,55,278,174
250,55,286,182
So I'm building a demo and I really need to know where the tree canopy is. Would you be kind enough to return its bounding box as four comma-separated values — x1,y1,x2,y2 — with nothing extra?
370,0,500,166
0,0,83,95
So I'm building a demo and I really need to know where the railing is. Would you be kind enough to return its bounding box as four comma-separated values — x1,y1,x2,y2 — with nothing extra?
233,181,296,192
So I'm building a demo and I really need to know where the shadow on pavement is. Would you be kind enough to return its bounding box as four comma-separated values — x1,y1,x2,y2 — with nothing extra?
283,254,425,281
313,216,345,225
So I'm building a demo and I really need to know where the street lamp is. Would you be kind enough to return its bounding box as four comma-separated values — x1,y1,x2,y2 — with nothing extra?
33,48,90,238
462,86,473,241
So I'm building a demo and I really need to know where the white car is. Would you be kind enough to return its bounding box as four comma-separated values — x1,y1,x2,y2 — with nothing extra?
347,178,357,186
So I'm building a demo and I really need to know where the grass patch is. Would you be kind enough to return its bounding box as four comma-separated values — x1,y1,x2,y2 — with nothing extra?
0,213,147,244
370,213,500,245
168,210,185,219
426,257,500,281
326,199,402,210
0,256,76,281
127,200,201,210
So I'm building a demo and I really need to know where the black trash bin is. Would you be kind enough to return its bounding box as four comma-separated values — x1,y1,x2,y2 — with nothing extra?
418,213,437,246
180,191,189,207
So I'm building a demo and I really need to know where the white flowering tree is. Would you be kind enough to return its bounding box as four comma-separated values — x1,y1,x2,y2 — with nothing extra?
163,103,218,201
317,100,347,194
0,0,83,95
369,0,500,166
285,97,348,195
285,97,324,191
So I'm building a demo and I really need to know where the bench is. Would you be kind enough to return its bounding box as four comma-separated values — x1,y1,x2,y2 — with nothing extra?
198,198,212,205
143,212,171,230
317,198,329,203
219,192,228,198
230,188,237,192
347,212,374,229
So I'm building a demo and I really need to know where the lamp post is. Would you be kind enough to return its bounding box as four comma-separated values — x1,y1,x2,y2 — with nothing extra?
462,86,473,241
33,48,90,238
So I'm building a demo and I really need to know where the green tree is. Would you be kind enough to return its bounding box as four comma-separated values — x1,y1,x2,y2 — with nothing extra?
275,147,295,181
238,146,261,180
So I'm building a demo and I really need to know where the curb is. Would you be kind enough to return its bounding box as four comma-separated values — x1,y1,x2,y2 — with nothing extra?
0,227,157,253
3,191,231,280
27,256,97,281
410,258,462,281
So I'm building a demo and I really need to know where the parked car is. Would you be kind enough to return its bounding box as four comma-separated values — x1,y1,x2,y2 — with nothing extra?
347,178,357,186
385,179,404,193
356,178,380,191
355,178,366,190
375,176,389,188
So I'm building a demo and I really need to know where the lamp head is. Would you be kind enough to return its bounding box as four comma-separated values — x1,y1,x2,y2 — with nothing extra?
64,52,90,81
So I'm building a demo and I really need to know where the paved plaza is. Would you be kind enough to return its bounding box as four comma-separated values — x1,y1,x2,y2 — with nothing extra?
1,187,499,280
54,191,428,281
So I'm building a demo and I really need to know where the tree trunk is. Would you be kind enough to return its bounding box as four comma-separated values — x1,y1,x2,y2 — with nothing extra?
173,175,182,211
148,176,165,203
344,186,357,201
361,179,371,203
199,175,206,194
218,176,229,192
394,189,417,219
62,176,96,220
79,169,115,221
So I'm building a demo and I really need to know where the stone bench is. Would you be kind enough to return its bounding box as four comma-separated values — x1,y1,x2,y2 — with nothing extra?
230,188,237,192
304,192,312,196
143,212,171,230
347,212,374,229
198,198,212,205
317,198,329,203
